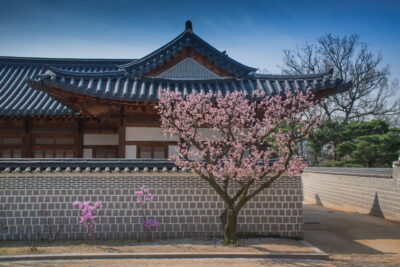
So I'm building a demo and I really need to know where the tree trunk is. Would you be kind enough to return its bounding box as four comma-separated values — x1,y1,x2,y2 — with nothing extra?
221,209,238,244
312,152,318,166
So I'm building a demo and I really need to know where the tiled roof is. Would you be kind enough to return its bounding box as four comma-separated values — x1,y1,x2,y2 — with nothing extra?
0,21,352,117
28,67,351,103
118,21,256,78
0,57,132,116
0,159,185,173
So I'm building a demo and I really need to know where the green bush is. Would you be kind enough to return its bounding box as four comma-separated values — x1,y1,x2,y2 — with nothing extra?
317,161,363,168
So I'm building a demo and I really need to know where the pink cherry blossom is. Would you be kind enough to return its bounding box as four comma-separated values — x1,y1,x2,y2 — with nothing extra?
157,88,322,242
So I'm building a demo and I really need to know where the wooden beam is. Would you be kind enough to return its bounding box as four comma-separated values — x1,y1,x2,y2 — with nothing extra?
118,107,126,158
76,118,84,158
23,119,31,158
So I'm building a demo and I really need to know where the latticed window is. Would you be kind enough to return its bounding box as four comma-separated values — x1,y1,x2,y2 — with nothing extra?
137,144,168,159
32,135,76,158
0,137,23,158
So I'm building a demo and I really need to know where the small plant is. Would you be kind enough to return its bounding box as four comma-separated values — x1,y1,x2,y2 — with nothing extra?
23,235,41,252
41,209,66,241
135,186,160,240
72,201,102,240
23,209,66,251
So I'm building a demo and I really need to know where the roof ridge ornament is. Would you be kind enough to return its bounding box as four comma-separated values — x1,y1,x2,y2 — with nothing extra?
185,20,193,32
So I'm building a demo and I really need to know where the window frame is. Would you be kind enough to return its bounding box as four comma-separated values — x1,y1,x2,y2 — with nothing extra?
31,133,77,158
0,134,24,158
83,145,118,158
135,142,170,159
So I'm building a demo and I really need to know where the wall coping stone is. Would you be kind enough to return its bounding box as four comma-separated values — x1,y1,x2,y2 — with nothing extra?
303,167,392,179
0,159,186,174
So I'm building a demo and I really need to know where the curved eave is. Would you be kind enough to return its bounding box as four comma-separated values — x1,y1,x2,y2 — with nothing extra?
315,80,352,99
27,73,351,106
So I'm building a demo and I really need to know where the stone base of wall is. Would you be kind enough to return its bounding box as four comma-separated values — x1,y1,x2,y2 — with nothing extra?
302,168,400,222
0,173,303,240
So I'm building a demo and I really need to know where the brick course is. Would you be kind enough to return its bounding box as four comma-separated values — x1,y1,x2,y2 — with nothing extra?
0,173,302,240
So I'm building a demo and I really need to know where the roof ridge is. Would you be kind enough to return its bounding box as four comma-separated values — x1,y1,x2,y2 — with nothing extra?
117,21,256,78
254,69,334,79
0,56,135,65
43,65,125,77
117,31,189,69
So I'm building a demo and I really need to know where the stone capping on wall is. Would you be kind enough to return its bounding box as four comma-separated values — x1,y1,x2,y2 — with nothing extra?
303,167,393,179
0,158,280,174
0,159,185,174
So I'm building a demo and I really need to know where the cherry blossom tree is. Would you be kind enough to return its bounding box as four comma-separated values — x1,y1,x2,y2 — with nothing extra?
157,89,321,244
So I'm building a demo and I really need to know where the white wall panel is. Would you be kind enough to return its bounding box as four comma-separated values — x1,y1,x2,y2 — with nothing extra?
125,127,177,141
125,145,137,159
83,148,93,158
125,127,219,141
83,134,119,145
168,145,178,158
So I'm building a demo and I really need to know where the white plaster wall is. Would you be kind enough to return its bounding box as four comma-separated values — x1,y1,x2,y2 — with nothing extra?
83,148,93,158
168,145,178,158
126,127,219,141
125,145,137,159
126,127,176,141
83,134,119,146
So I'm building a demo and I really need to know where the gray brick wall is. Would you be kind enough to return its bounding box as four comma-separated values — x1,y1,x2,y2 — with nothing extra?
0,173,303,240
302,166,400,222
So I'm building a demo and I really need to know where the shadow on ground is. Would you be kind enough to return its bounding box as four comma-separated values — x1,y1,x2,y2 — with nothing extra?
303,204,400,255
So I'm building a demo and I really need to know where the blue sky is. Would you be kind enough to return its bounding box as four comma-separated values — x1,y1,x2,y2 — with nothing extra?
0,0,399,80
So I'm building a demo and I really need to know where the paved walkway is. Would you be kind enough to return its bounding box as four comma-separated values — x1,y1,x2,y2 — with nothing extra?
303,203,400,266
1,204,399,266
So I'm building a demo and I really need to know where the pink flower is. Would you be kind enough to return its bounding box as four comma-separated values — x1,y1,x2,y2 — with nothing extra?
142,219,160,229
72,200,102,232
157,88,319,186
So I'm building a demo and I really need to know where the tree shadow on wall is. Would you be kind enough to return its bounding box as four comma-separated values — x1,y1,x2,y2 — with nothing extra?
314,194,323,206
369,192,384,218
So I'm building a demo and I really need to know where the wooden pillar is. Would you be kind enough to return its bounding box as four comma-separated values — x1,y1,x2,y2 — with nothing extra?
23,119,31,158
118,107,125,158
76,118,83,158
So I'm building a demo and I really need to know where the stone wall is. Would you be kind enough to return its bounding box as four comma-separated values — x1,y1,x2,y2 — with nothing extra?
302,166,400,222
0,173,303,240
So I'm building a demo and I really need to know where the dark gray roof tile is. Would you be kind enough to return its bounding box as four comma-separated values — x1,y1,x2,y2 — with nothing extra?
0,159,183,173
0,57,132,116
28,68,351,105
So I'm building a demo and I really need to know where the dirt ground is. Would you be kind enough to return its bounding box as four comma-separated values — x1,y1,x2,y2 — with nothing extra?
0,258,334,267
0,238,315,255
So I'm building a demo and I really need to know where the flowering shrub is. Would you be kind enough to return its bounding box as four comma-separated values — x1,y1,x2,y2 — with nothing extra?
72,201,101,240
135,186,160,240
135,186,154,203
142,218,161,230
